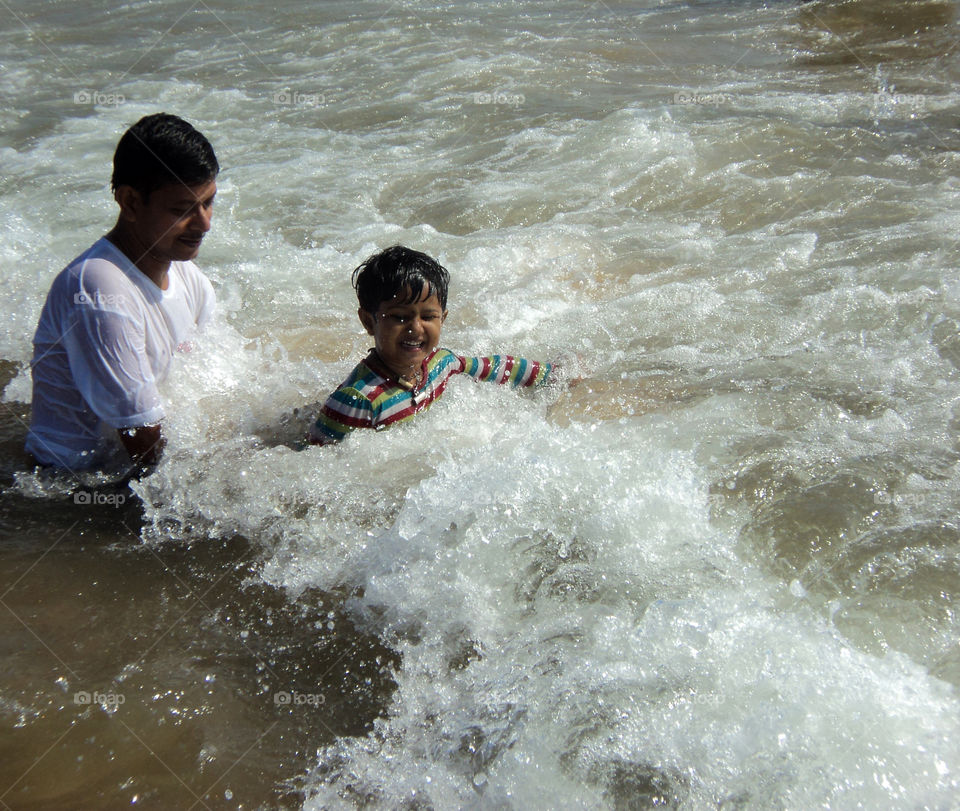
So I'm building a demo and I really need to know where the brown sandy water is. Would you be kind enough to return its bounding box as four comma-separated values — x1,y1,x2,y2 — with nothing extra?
2,0,960,806
0,519,397,809
0,380,396,809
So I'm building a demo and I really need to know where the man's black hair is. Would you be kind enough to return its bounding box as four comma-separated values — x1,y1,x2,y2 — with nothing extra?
352,246,450,313
111,112,219,196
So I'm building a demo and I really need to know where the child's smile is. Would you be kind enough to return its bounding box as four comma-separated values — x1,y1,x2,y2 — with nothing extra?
359,286,447,383
309,244,554,447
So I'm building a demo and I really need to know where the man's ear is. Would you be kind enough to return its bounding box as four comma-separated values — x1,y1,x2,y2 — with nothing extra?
114,185,142,223
442,310,448,325
358,308,376,336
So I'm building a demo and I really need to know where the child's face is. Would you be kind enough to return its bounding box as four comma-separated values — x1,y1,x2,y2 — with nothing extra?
359,286,447,379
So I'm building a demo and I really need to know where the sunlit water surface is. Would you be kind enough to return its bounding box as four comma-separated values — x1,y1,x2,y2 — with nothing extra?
1,0,959,807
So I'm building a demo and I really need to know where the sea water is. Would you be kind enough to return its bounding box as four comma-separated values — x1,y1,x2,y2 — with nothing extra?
1,0,959,808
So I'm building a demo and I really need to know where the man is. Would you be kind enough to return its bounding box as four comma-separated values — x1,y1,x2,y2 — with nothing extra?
25,113,218,470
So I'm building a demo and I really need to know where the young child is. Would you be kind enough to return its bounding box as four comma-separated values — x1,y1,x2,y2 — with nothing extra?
308,245,554,445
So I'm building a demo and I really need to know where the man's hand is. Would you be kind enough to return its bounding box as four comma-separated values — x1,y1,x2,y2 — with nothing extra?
118,424,165,466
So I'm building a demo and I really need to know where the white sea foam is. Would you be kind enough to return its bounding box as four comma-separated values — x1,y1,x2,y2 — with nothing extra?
2,0,959,806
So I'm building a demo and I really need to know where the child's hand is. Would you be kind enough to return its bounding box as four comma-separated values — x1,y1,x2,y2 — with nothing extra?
552,353,589,388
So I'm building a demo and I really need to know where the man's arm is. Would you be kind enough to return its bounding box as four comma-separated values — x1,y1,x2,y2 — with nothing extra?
64,267,167,457
118,424,165,466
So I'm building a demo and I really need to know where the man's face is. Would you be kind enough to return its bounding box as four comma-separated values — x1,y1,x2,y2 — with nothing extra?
360,285,447,380
124,178,216,266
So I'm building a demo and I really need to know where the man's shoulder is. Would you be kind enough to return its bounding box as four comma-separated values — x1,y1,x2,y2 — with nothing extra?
72,236,128,271
54,237,112,274
45,239,133,303
170,258,209,282
170,258,215,301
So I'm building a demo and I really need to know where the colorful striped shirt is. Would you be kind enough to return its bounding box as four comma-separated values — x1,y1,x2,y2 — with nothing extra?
309,348,552,445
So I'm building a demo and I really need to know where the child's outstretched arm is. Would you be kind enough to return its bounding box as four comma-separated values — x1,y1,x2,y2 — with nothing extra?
458,354,552,388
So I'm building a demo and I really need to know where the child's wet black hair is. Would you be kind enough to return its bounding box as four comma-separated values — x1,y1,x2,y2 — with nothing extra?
352,245,450,313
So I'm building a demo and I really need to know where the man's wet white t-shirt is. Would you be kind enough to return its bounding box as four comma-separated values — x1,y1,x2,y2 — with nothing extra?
26,237,215,469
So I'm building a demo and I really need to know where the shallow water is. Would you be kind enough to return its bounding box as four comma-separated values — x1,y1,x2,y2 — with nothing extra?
2,0,959,808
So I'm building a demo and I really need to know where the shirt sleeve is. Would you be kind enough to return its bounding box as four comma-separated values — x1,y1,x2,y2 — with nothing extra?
309,385,373,445
63,300,165,429
457,354,553,388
